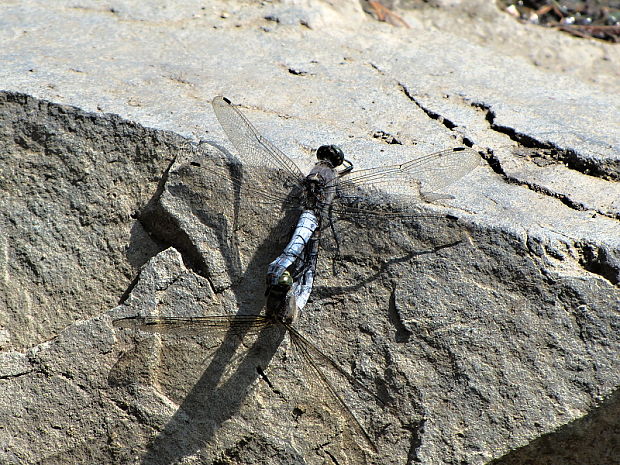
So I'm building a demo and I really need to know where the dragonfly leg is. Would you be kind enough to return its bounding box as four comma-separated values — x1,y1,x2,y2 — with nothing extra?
339,158,354,176
326,204,345,276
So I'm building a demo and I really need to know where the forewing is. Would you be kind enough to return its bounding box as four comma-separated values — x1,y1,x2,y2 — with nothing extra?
195,149,305,211
337,146,480,200
211,96,305,184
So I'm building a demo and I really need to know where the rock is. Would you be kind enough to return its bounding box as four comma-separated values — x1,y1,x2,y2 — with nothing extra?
0,1,618,464
0,91,176,350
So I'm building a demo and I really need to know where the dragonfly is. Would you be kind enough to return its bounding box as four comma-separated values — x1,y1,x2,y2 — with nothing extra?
209,95,480,319
113,96,480,455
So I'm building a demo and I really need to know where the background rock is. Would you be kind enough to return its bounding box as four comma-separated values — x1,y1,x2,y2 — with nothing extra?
0,1,618,464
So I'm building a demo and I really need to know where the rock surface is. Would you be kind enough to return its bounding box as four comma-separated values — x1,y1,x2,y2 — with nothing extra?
0,1,618,464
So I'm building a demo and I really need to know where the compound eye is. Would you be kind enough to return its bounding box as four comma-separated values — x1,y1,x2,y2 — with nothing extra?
316,145,344,167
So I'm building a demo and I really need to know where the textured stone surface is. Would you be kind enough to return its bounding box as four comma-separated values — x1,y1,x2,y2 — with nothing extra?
490,388,620,465
1,1,618,464
0,92,176,350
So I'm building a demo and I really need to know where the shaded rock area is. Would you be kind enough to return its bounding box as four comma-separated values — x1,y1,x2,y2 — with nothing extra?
0,92,177,350
1,1,619,464
490,387,620,465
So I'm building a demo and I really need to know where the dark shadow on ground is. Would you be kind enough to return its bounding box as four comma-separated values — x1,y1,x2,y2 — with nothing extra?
139,323,286,465
489,387,620,465
116,144,299,464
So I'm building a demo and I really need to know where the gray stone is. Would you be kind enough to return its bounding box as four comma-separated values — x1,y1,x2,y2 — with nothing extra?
0,1,618,464
0,92,176,350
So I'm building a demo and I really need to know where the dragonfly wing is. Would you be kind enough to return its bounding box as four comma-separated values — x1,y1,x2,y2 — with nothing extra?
212,96,305,185
287,325,381,454
177,140,306,286
337,146,480,200
113,315,273,337
193,147,306,211
330,200,448,220
210,97,311,275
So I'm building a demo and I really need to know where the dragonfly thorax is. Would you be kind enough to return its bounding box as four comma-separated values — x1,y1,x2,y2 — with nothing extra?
316,145,344,167
303,166,336,212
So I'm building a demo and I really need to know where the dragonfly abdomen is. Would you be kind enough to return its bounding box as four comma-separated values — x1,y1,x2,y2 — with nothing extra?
266,210,319,286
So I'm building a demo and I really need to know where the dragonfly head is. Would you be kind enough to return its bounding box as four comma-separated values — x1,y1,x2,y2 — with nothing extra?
316,145,344,167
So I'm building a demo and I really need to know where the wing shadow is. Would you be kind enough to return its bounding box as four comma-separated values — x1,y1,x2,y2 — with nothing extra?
116,145,301,463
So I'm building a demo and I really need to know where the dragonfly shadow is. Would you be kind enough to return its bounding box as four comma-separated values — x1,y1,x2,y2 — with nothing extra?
317,240,462,299
196,140,246,281
117,146,301,463
138,321,286,465
144,139,304,291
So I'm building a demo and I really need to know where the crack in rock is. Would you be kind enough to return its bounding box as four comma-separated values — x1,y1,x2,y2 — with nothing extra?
472,101,619,181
